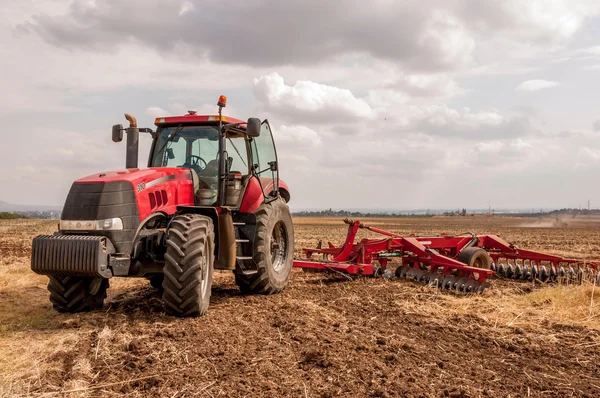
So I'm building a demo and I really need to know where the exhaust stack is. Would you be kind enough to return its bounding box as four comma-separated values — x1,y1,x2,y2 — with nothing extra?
124,113,139,169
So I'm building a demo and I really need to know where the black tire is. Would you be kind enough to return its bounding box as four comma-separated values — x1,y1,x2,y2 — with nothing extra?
47,276,109,313
162,214,214,317
457,247,492,269
235,197,294,294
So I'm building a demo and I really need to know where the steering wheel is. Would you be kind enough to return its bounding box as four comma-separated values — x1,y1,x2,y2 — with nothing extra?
185,155,207,172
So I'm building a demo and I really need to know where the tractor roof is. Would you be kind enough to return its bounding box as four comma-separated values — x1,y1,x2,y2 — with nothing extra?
154,114,244,126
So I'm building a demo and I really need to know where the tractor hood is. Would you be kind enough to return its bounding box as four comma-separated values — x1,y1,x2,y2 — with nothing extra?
68,167,196,223
62,168,195,254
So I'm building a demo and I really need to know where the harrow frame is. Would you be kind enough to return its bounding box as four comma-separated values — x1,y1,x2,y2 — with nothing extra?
292,219,599,292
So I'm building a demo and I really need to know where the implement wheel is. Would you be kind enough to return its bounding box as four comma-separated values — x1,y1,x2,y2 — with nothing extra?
457,247,492,270
48,276,109,313
162,214,214,317
235,197,294,294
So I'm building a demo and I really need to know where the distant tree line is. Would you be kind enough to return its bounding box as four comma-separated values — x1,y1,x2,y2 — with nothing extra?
0,211,60,219
0,212,28,220
292,209,434,218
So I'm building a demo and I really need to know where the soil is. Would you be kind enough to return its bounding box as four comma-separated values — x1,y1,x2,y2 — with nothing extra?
1,217,599,397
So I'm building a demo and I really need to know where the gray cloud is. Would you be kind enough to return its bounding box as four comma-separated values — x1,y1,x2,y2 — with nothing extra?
22,0,476,71
594,120,600,131
416,114,536,140
25,0,599,73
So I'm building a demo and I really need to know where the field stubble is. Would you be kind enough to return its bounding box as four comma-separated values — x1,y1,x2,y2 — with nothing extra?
0,217,599,397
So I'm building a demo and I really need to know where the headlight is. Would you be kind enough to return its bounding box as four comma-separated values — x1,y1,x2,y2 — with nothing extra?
96,218,124,230
60,218,124,231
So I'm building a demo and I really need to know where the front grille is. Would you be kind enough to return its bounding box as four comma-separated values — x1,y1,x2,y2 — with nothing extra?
61,181,140,254
31,235,113,278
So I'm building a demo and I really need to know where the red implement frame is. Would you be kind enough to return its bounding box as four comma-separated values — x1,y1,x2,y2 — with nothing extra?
292,219,598,284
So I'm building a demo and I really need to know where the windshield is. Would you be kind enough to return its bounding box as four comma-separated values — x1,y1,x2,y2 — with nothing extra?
150,125,249,176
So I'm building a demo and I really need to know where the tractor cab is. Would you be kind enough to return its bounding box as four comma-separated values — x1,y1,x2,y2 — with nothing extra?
149,114,279,208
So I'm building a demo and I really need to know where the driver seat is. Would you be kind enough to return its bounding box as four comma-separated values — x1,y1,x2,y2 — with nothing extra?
189,169,217,206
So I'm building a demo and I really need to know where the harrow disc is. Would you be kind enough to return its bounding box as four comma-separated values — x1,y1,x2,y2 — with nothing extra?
463,280,479,293
539,266,548,282
514,264,523,279
505,264,514,278
439,276,455,290
522,265,532,280
411,269,425,281
477,282,490,294
455,278,468,292
395,266,408,278
497,263,506,276
428,274,440,287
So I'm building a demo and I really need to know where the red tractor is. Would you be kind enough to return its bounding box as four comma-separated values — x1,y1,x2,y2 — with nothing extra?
31,96,294,317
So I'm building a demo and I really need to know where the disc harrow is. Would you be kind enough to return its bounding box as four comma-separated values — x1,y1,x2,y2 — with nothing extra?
292,219,599,293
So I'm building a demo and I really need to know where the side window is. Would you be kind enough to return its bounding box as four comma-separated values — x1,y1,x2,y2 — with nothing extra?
251,121,279,195
251,122,277,173
226,138,249,174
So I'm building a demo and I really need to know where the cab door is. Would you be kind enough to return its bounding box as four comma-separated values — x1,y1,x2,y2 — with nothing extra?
250,120,279,199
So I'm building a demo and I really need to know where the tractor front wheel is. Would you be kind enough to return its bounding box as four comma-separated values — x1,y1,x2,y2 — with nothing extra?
162,214,214,317
235,197,294,294
47,276,109,313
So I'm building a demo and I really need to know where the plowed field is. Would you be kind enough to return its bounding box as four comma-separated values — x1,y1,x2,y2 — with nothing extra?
1,217,599,397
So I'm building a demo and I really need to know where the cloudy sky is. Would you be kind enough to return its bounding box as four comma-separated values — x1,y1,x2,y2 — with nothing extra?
2,0,600,211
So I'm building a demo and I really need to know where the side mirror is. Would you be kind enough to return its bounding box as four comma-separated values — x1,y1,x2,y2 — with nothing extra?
246,118,261,137
166,148,175,160
112,124,123,142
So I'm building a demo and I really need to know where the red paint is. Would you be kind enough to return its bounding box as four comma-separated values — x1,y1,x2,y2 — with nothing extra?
154,114,244,125
239,177,292,213
259,178,288,197
293,219,599,280
239,176,263,213
294,219,495,282
74,168,195,221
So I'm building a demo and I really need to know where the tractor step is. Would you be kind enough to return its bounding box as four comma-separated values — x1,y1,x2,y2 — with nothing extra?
235,239,250,243
233,222,245,226
237,268,258,276
236,256,253,261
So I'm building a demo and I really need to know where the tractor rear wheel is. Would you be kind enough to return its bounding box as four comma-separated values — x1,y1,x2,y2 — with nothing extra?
162,214,214,317
457,247,492,269
235,197,294,294
47,276,109,313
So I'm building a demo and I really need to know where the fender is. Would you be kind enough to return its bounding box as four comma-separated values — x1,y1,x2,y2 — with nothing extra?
259,178,291,203
278,180,291,203
130,211,169,258
239,177,291,214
